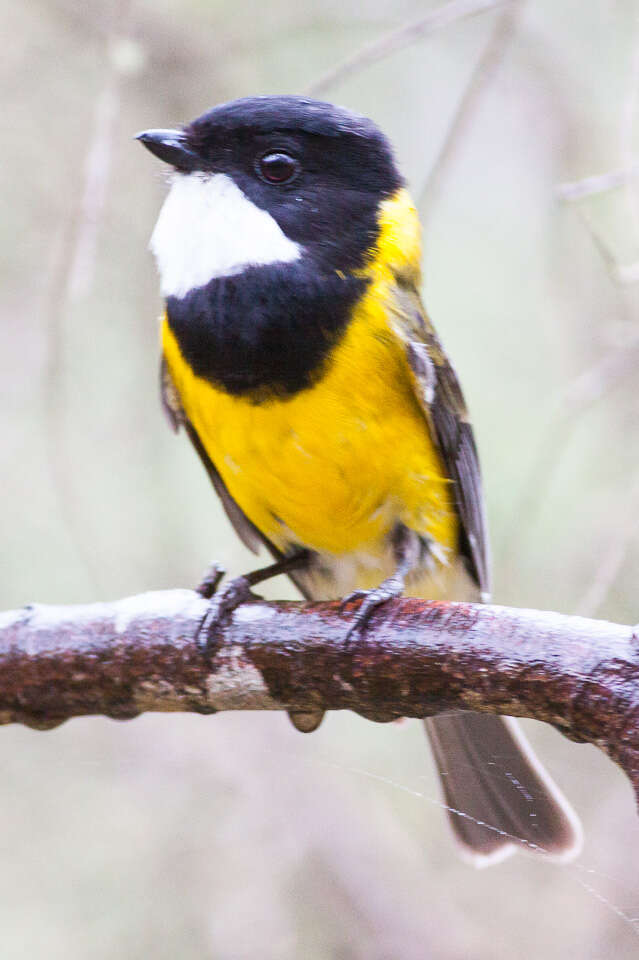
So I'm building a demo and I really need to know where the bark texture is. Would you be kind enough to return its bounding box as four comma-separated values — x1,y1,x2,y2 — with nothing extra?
0,591,637,804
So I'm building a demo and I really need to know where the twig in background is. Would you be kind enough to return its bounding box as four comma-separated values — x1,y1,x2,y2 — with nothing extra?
66,79,120,300
556,165,639,202
500,336,639,562
620,20,639,251
555,22,639,285
41,0,135,592
575,473,639,619
418,0,524,215
572,205,639,286
506,24,639,569
305,0,512,97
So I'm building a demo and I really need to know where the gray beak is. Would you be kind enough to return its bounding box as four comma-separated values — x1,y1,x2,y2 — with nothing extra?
136,129,198,170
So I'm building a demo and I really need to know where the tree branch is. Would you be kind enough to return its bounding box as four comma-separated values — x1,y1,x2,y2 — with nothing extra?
417,0,523,214
1,591,639,805
304,0,512,97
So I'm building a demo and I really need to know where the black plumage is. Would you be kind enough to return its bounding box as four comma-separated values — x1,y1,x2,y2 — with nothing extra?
166,262,368,398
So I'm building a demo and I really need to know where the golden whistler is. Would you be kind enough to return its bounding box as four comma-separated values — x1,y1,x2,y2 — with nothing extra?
139,95,582,865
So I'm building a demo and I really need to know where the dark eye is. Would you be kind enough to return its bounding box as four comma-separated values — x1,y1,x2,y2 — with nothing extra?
257,152,299,184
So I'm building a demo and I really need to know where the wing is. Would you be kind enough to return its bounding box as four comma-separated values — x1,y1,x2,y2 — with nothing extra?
160,356,315,599
387,286,491,598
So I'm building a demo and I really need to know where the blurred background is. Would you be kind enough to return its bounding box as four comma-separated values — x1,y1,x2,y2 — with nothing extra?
2,0,639,955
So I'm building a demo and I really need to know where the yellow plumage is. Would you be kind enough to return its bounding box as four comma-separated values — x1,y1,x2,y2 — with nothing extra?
161,188,460,594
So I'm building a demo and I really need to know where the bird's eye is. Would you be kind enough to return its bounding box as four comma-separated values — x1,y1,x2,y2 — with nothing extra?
257,152,299,184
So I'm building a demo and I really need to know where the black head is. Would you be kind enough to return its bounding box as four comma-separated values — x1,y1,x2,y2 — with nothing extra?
138,95,403,271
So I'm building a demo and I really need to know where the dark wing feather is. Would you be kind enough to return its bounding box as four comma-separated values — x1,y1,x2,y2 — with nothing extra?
388,286,491,597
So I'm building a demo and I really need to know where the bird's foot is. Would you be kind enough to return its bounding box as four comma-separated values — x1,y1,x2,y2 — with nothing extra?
196,570,263,654
196,550,312,655
342,574,405,643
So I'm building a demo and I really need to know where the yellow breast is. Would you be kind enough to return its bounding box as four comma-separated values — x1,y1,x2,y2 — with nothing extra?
162,188,459,560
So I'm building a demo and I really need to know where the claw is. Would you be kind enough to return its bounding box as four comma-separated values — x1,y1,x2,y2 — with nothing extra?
195,551,311,655
338,589,368,614
197,576,260,653
343,576,405,643
196,563,226,599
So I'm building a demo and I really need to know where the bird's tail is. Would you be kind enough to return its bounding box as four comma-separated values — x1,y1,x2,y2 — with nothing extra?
424,711,583,866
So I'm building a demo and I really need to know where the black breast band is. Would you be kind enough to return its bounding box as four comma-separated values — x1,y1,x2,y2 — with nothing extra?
166,261,368,399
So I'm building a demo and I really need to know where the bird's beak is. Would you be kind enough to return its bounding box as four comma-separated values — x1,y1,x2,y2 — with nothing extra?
135,129,198,170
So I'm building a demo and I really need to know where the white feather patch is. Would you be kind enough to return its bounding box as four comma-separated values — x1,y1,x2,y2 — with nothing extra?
150,172,302,298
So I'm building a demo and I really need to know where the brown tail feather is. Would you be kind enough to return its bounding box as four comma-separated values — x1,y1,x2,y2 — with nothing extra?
425,712,582,866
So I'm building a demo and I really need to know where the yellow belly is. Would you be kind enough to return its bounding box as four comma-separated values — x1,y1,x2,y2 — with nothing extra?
162,276,459,562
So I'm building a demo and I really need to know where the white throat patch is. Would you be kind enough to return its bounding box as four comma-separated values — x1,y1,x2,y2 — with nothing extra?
150,172,302,298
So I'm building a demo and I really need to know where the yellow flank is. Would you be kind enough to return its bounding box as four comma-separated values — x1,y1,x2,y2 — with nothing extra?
162,187,459,562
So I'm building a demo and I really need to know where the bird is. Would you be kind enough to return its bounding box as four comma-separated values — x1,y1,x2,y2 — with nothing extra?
138,95,582,865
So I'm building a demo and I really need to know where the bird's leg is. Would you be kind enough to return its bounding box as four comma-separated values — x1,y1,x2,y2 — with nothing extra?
342,527,421,642
196,550,311,653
